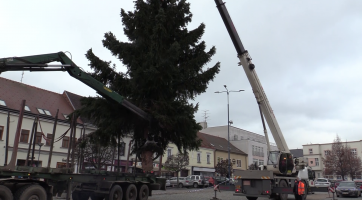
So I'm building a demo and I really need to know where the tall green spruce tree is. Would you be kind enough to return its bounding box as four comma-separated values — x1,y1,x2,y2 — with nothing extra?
74,0,220,171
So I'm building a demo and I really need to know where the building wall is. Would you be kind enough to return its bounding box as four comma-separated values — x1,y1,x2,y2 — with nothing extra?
303,140,362,180
214,150,248,171
161,143,215,177
202,125,277,167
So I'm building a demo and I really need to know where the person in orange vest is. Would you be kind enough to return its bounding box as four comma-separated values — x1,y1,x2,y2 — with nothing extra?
293,177,305,200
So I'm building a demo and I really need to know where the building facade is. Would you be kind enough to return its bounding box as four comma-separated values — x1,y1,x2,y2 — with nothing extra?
201,124,277,167
303,140,362,180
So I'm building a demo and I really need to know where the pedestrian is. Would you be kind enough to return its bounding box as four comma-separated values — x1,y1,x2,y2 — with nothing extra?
293,177,305,200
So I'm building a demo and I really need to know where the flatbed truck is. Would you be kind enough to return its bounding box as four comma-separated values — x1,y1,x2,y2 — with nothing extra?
0,52,166,200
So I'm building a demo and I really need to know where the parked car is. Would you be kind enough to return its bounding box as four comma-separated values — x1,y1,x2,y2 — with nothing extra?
166,179,171,187
354,180,362,190
169,177,187,188
336,181,361,197
185,175,209,188
206,176,215,186
314,178,331,187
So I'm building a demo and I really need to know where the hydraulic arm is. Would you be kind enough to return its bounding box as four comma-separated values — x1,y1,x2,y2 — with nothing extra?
213,0,289,153
0,52,150,121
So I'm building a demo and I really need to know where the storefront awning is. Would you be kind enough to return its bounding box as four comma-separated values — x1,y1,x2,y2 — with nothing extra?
193,167,215,172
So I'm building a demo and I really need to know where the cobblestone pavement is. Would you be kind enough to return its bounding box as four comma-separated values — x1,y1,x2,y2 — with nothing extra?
56,187,361,200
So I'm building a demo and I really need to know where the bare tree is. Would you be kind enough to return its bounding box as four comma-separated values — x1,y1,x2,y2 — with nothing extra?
215,160,233,178
322,135,348,180
164,153,189,187
77,132,116,170
345,145,362,180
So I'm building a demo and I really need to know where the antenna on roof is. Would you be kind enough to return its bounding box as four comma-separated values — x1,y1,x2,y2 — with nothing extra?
20,71,24,83
202,110,209,122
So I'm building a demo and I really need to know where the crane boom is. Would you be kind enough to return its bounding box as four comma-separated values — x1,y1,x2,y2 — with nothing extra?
214,0,289,152
0,52,151,122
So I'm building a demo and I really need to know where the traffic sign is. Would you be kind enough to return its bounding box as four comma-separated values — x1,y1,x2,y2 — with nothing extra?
328,186,335,193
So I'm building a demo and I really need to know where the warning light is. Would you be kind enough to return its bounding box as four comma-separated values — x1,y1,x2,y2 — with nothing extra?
151,171,154,173
69,177,73,180
103,178,106,180
28,173,31,176
236,189,240,192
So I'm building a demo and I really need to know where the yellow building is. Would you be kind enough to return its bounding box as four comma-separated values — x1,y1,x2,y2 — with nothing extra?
198,132,248,177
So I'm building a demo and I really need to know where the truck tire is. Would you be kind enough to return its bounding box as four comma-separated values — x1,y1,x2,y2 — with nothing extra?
246,197,258,200
72,190,90,200
0,185,13,200
124,184,137,200
14,184,47,200
107,185,123,200
278,180,288,200
137,184,149,200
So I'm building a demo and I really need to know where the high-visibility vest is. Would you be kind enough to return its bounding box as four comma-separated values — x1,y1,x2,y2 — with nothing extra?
298,181,305,195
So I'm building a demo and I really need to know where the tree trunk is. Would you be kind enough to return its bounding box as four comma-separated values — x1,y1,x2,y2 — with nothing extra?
141,127,153,172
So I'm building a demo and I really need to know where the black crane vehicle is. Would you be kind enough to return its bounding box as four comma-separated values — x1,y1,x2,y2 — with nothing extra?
0,52,166,200
212,0,324,199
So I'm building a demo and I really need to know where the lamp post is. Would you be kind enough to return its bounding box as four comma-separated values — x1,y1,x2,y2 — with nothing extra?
215,85,244,179
37,142,44,167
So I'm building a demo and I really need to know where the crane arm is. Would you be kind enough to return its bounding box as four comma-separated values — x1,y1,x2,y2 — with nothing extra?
0,52,151,122
214,0,289,152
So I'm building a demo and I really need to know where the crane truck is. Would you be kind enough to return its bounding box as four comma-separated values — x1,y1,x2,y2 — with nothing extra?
0,52,165,200
212,1,322,200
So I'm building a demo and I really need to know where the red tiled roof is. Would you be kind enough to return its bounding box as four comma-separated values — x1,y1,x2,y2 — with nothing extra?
198,132,247,155
0,77,75,121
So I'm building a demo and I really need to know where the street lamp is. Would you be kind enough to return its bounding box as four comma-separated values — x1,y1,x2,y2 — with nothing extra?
37,142,44,167
215,85,244,179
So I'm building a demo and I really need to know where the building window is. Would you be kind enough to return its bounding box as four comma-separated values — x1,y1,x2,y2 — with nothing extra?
119,142,126,156
309,149,313,154
351,149,357,155
35,132,42,144
217,157,220,163
20,129,30,143
0,126,4,140
197,152,201,163
259,160,264,166
63,114,69,119
207,154,210,164
46,134,53,146
253,158,258,165
261,147,264,157
324,150,330,156
37,108,51,116
167,148,172,157
234,135,238,140
317,172,320,178
24,105,31,111
0,99,6,106
237,160,241,167
336,175,342,180
220,158,223,162
315,158,319,166
62,136,70,148
310,161,314,164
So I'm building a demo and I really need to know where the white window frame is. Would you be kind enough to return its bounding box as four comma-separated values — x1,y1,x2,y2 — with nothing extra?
167,148,172,157
207,154,210,164
24,105,31,111
351,148,357,155
237,160,241,167
197,152,201,163
324,150,330,156
315,158,319,166
0,99,6,106
309,148,313,154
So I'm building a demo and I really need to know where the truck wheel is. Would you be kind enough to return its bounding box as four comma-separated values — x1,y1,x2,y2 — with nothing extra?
124,184,137,200
106,185,123,200
193,183,198,188
246,197,258,200
14,184,47,200
278,180,288,200
91,193,106,200
0,185,13,200
137,184,149,200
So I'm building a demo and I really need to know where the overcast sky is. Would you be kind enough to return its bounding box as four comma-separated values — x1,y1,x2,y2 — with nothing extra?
1,0,362,149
